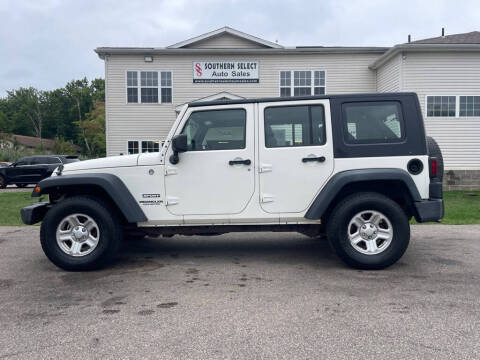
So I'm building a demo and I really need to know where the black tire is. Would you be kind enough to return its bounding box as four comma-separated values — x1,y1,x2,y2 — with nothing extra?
426,136,444,181
15,183,28,188
326,192,410,270
40,196,123,271
0,175,6,189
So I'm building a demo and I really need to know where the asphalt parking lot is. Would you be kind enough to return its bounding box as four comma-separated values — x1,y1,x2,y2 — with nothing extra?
0,226,479,359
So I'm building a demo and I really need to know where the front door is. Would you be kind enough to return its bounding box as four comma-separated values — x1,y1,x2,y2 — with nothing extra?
258,100,334,213
164,105,255,216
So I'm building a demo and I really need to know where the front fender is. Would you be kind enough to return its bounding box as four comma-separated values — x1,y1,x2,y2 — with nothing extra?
32,173,147,223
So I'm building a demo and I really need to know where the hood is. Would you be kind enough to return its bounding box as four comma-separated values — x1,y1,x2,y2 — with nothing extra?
63,154,139,172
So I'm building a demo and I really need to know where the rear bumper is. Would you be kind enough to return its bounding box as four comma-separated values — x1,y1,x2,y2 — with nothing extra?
414,199,444,223
20,202,49,225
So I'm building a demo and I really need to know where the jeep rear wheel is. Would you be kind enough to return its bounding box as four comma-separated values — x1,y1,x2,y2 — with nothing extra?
326,192,410,270
40,196,123,271
0,175,6,189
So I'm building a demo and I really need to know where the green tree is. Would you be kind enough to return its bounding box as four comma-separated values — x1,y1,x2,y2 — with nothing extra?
0,110,12,133
6,87,45,141
78,101,106,157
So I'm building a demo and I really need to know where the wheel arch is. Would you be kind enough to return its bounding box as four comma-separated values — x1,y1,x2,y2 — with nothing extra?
33,173,147,223
305,169,421,222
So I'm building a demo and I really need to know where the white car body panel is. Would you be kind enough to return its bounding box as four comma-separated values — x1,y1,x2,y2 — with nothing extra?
59,98,432,227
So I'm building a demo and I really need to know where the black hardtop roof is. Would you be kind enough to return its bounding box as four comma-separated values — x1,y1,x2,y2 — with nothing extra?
188,92,418,108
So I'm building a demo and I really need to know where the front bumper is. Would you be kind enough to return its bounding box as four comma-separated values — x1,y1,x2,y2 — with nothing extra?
20,202,49,225
414,199,444,223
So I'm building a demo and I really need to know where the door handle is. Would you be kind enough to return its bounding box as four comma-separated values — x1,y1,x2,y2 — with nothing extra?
302,156,326,163
229,159,251,166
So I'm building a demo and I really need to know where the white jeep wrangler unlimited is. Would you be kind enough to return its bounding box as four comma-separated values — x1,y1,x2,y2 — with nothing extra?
21,93,444,271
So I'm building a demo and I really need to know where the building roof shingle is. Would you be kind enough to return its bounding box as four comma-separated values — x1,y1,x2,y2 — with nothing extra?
410,31,480,44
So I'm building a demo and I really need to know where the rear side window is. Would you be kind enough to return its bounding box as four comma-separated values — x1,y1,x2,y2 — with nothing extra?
181,109,246,151
264,105,325,148
342,102,404,144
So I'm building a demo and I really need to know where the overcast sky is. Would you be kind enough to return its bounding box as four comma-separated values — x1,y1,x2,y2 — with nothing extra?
1,0,479,96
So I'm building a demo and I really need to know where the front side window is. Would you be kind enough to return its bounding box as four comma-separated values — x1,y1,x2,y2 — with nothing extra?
264,105,325,148
426,96,456,117
280,71,326,97
459,96,480,117
343,102,404,144
181,109,246,151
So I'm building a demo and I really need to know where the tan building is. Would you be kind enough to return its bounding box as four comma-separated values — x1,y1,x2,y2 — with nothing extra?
95,27,480,189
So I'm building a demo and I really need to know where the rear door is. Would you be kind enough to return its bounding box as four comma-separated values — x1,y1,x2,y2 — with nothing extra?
258,100,334,213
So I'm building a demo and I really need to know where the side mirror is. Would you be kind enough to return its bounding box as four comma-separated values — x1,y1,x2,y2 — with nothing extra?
169,134,188,164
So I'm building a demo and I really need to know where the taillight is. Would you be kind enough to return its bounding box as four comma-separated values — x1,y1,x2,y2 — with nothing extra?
430,158,438,178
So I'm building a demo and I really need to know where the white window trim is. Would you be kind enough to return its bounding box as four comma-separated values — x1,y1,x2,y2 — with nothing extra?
279,70,327,97
125,139,162,155
425,95,480,118
425,95,458,118
125,70,173,105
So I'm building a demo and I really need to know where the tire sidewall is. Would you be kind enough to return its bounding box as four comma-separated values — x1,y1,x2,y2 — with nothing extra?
328,194,410,269
41,197,120,270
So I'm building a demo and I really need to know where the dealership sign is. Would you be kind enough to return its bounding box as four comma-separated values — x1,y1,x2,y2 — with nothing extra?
193,61,259,83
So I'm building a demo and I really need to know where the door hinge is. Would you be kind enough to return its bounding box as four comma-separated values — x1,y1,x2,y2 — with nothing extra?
165,196,179,206
165,166,177,176
259,163,273,173
260,194,274,203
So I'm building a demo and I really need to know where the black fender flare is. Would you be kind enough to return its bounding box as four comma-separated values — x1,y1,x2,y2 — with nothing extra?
304,169,421,220
32,173,147,223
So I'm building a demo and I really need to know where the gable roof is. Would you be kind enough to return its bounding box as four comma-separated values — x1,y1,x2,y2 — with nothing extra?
167,26,283,49
410,31,480,44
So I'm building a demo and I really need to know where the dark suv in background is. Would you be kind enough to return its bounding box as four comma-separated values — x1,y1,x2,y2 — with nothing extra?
0,155,79,188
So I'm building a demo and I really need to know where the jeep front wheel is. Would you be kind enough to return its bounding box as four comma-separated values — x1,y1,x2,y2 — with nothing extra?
40,196,123,271
326,192,410,270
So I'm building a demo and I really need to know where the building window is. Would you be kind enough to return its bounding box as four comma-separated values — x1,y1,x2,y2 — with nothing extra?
280,71,291,97
127,71,172,104
161,72,172,103
314,71,326,95
128,141,139,154
459,96,480,117
141,140,160,153
127,71,138,103
294,71,311,96
127,140,161,154
279,71,326,97
140,71,158,103
426,96,456,117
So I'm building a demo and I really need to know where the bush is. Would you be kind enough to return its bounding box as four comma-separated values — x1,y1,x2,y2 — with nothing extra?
53,137,78,155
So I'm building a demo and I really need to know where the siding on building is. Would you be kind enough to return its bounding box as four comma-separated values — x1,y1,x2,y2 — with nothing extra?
105,52,379,155
376,53,402,92
401,51,480,169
